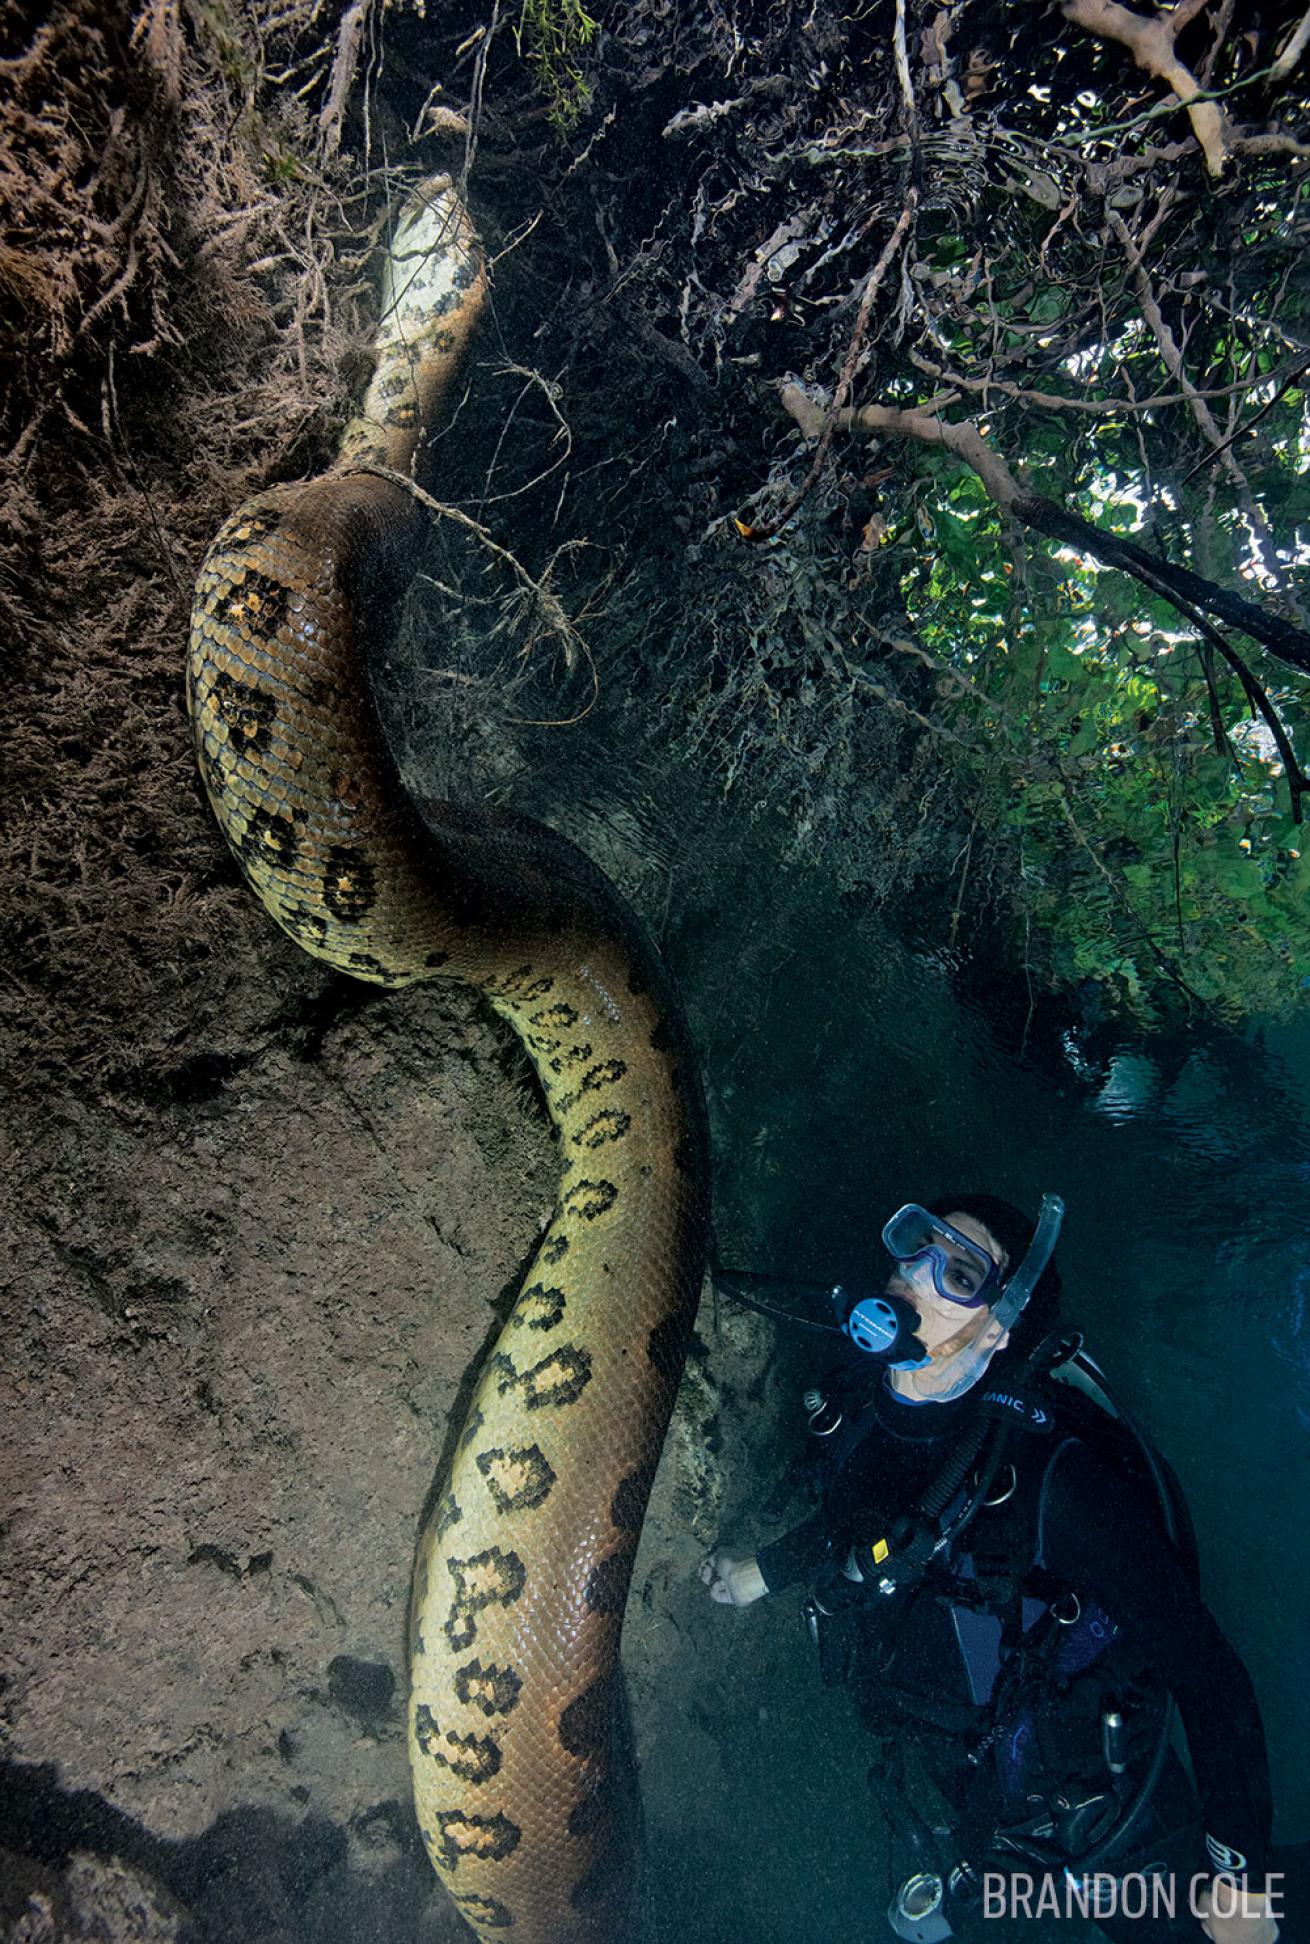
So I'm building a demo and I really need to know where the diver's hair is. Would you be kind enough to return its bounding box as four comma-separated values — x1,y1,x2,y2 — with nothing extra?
926,1192,1063,1348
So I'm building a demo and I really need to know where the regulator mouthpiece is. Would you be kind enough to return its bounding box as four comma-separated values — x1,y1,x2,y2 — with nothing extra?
833,1284,931,1370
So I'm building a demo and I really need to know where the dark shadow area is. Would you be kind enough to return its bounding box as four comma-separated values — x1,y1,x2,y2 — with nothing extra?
0,1761,437,1944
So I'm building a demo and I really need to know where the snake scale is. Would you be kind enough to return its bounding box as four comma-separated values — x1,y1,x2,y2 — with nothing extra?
186,178,710,1942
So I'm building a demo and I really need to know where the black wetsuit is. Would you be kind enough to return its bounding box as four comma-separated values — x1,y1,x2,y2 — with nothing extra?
757,1355,1275,1939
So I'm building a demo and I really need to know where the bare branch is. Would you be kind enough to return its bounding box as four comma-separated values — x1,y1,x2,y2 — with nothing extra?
318,0,373,158
1143,579,1310,822
1271,3,1310,81
779,381,1026,513
353,462,586,674
740,196,917,540
1108,208,1305,617
907,348,1301,418
1176,358,1310,487
1062,0,1229,175
777,381,1310,675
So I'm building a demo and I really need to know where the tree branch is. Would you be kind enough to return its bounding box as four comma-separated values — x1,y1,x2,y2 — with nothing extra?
1107,208,1303,615
1127,566,1310,822
739,196,916,541
1272,3,1310,81
1062,0,1229,175
318,0,374,157
908,347,1301,419
777,382,1310,676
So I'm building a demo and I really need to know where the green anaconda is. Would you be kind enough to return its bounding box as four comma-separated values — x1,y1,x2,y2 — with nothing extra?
186,176,711,1943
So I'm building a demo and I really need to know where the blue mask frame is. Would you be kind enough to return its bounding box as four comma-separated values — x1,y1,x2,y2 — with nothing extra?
881,1204,1001,1309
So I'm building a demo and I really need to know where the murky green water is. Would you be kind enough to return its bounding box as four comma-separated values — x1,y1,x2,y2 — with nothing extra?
635,802,1310,1944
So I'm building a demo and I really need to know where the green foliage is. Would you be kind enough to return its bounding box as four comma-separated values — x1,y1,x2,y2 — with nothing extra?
517,0,598,132
892,422,1310,1020
661,340,1309,1021
653,16,1310,1025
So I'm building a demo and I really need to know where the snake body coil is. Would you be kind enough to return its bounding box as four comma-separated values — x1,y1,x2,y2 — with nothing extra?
187,180,710,1942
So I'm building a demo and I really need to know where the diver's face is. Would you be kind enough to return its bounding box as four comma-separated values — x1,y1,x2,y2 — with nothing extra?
885,1212,1008,1355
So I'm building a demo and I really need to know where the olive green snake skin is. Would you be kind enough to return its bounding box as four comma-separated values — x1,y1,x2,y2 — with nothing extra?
186,178,710,1942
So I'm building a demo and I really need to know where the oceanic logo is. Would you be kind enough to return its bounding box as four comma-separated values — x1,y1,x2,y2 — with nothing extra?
982,1389,1049,1428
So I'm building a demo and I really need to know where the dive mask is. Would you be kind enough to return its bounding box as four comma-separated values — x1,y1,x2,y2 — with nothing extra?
881,1204,1001,1307
838,1194,1066,1398
904,1192,1066,1402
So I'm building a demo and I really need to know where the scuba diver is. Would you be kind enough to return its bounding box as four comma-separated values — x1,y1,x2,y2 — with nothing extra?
701,1195,1283,1943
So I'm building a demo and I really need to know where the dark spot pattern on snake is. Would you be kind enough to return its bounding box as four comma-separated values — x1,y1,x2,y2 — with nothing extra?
434,1492,462,1539
583,1551,631,1616
322,845,377,922
219,567,293,641
647,1311,689,1381
452,1893,515,1930
513,1283,566,1331
481,963,534,997
476,1443,557,1514
328,771,364,813
443,1547,526,1651
347,950,397,981
562,1179,618,1222
433,1810,521,1868
557,1060,628,1114
539,1233,570,1266
611,1463,657,1532
227,505,282,545
571,1109,631,1150
557,1676,613,1758
414,1708,503,1785
530,1002,578,1031
548,1042,593,1075
239,808,298,873
489,1345,592,1412
212,672,278,754
281,905,330,946
455,1658,522,1718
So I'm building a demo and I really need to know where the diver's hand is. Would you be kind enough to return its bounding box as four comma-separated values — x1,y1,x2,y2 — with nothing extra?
1195,1880,1280,1943
699,1547,767,1607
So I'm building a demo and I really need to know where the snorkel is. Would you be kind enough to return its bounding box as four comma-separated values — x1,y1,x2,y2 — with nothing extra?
905,1192,1066,1402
